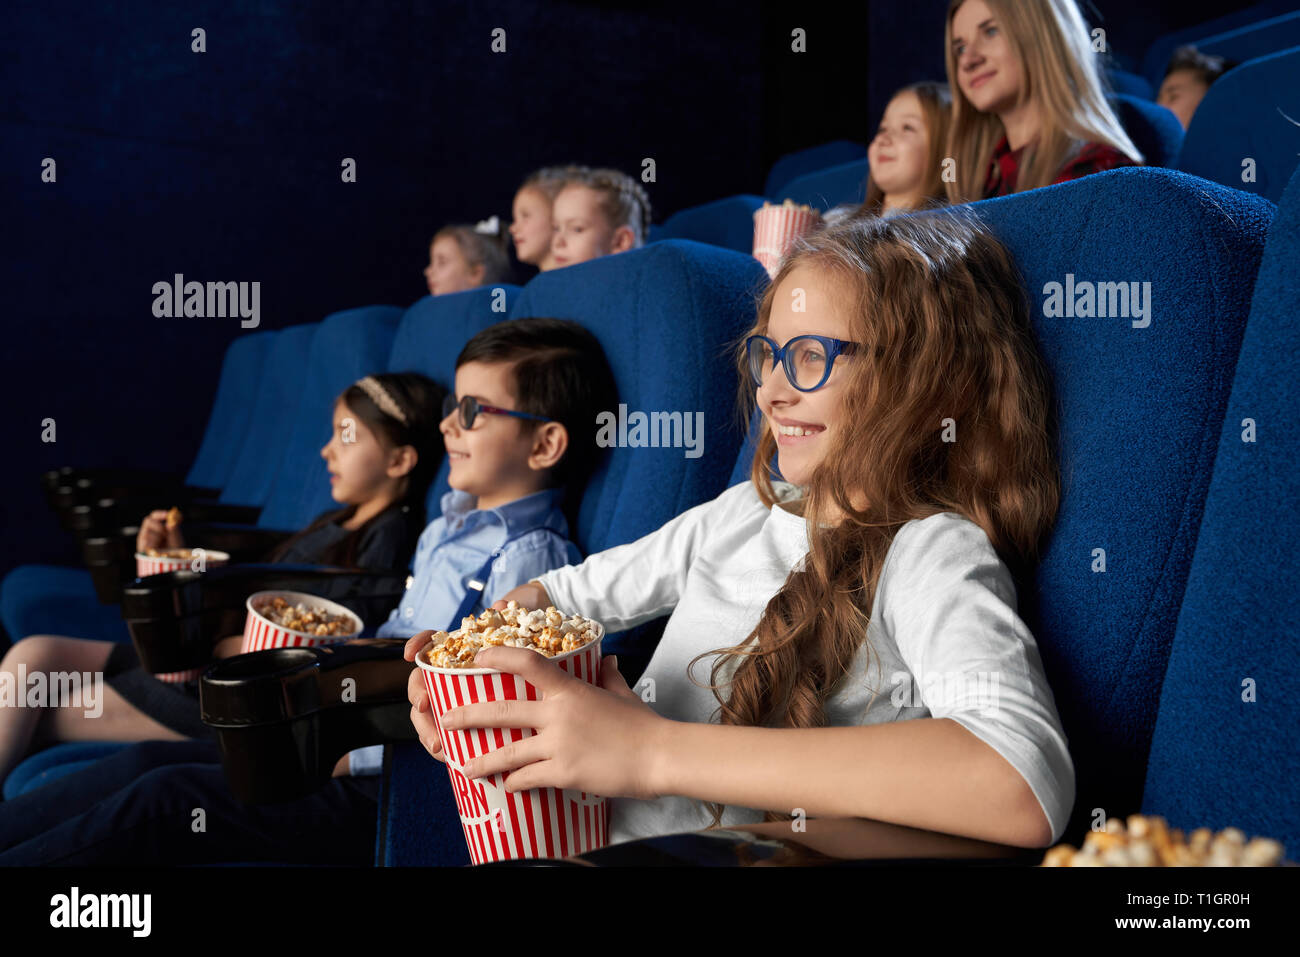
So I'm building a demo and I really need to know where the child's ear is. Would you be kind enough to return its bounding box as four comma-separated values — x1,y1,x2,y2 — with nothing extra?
610,225,637,254
528,422,569,473
387,445,418,479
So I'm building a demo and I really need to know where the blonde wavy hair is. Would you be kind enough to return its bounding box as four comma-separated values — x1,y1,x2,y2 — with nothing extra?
692,211,1061,827
943,0,1142,202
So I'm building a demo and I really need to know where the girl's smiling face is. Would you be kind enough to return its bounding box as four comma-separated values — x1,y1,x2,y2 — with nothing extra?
757,265,856,488
868,90,931,197
510,187,554,265
951,0,1024,115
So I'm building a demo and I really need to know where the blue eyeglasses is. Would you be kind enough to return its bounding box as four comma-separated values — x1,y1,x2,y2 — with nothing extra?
442,393,553,429
745,335,860,392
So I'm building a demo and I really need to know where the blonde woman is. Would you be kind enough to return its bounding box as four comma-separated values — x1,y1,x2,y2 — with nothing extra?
944,0,1142,202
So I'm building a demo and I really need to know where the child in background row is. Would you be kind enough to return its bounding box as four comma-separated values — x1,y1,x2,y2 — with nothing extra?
510,166,579,273
550,166,652,267
944,0,1142,202
825,81,955,225
0,318,620,865
424,219,512,296
0,373,443,783
1156,45,1235,131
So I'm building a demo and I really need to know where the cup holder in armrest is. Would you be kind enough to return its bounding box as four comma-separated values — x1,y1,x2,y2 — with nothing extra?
200,640,416,805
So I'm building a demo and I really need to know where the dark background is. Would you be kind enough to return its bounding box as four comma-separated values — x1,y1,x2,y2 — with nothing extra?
3,0,1267,590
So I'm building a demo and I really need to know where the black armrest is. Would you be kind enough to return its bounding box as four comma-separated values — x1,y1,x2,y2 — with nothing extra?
81,526,140,604
67,497,262,539
45,469,219,512
120,564,407,674
520,820,1041,867
200,640,416,803
80,523,293,604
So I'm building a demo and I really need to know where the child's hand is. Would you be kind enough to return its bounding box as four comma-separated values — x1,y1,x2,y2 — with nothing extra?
407,663,446,764
136,509,185,553
435,647,666,802
490,581,553,612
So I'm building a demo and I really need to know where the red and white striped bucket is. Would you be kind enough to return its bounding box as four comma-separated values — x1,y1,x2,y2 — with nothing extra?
241,590,363,655
753,200,822,278
416,624,608,864
135,548,230,579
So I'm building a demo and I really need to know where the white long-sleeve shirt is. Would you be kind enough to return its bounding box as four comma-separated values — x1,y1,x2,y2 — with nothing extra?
536,479,1075,846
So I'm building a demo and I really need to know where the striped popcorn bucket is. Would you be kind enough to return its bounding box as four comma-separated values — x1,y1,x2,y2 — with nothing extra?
752,199,822,278
416,624,608,864
135,549,231,683
135,548,230,579
241,590,363,655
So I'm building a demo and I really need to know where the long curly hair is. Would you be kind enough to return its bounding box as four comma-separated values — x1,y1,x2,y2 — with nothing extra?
691,210,1061,826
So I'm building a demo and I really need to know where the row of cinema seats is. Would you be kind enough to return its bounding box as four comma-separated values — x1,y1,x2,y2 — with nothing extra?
657,44,1300,255
12,162,1298,868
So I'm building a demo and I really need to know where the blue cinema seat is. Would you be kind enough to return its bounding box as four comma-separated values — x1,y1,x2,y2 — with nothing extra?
779,158,871,212
184,331,276,491
1109,92,1183,170
1106,68,1153,100
1141,1,1300,86
1177,46,1300,204
765,140,868,198
376,239,769,866
1141,167,1300,855
656,195,767,255
962,168,1273,843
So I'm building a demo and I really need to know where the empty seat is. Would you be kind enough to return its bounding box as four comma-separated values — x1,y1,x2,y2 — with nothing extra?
1177,46,1300,203
1141,166,1300,855
1141,1,1299,86
1109,92,1183,169
765,140,868,197
185,331,276,491
656,195,767,255
778,158,871,212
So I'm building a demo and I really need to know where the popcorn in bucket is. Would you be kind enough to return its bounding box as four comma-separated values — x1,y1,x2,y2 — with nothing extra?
415,603,607,864
753,199,823,278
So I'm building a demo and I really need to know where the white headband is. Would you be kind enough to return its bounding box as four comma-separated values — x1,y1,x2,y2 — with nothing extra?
356,376,408,426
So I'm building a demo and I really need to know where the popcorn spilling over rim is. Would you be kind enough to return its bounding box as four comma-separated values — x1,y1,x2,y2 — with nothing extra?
1040,814,1286,867
143,547,194,558
253,596,357,637
421,601,600,669
757,198,817,214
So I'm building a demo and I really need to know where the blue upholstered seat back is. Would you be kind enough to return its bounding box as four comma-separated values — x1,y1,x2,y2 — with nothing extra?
963,167,1273,840
1109,93,1183,169
255,306,403,530
1177,46,1300,204
1140,2,1300,86
656,195,767,255
184,330,274,490
387,286,522,519
507,240,768,563
766,140,868,197
779,159,870,212
218,322,319,506
1142,167,1300,854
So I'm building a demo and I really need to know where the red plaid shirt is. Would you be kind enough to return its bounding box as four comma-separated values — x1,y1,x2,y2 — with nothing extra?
983,136,1137,198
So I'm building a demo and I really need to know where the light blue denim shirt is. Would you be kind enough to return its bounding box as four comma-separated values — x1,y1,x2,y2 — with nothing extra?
351,488,581,776
375,486,581,639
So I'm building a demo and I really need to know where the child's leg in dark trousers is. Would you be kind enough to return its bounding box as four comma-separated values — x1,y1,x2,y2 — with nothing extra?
0,756,379,866
0,739,221,851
